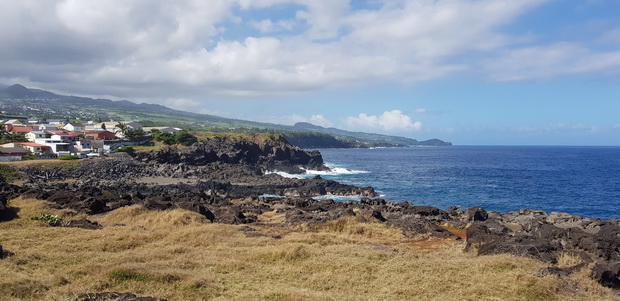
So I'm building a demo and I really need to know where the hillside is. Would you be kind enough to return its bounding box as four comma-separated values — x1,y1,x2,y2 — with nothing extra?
0,84,451,148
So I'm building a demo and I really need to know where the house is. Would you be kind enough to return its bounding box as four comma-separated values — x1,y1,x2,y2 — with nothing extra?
51,133,79,143
74,140,92,152
84,131,117,140
6,125,33,134
4,119,23,125
47,119,69,125
2,142,52,154
87,121,143,133
143,127,181,134
0,147,30,156
39,124,59,131
25,131,52,142
64,122,85,132
33,139,72,155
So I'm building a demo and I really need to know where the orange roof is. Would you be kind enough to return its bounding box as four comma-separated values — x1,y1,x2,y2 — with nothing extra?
10,126,33,133
15,142,48,147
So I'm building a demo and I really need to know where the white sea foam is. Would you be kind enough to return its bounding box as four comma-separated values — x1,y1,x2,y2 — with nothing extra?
265,163,368,179
303,163,369,176
264,171,307,179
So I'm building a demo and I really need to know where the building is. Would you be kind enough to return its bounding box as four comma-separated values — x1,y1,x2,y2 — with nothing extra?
1,142,52,154
47,119,69,125
25,131,52,142
84,131,117,140
51,133,79,143
33,139,72,155
0,146,30,156
74,140,93,152
143,127,182,134
6,125,33,134
38,124,59,131
64,123,85,132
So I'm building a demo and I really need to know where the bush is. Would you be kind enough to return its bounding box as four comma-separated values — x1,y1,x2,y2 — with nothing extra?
58,155,79,160
31,214,63,227
176,131,198,146
115,146,135,155
0,165,20,182
21,154,38,160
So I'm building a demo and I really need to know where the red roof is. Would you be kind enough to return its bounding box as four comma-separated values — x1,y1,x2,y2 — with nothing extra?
9,126,33,133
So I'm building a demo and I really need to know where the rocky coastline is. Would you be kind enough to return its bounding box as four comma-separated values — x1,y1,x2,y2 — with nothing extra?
1,135,619,292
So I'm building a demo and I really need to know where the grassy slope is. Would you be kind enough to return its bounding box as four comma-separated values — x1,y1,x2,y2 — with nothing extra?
0,198,614,301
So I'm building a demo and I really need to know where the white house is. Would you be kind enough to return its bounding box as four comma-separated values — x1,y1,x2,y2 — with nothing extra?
25,131,52,142
143,127,181,134
39,124,59,131
34,139,72,155
64,123,85,132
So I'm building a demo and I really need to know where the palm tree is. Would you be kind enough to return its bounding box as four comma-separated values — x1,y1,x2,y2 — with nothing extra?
115,122,129,139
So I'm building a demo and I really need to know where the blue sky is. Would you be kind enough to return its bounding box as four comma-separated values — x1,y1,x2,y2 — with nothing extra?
1,0,619,145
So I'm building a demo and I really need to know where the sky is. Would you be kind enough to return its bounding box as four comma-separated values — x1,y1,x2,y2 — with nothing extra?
1,0,620,145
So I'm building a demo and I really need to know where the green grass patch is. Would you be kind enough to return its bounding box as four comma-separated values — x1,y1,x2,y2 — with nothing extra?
107,269,150,282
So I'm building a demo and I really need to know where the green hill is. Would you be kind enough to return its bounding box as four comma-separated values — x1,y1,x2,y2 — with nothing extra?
0,84,451,148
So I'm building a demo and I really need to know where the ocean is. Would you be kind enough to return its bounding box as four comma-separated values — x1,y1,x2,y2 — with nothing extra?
299,146,620,220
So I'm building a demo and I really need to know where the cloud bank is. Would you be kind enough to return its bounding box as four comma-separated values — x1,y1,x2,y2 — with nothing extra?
346,110,422,133
2,0,618,103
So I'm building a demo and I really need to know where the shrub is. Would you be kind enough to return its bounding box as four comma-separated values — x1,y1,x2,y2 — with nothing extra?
31,214,63,226
0,165,20,182
58,155,79,160
176,131,198,146
21,153,38,160
115,146,135,155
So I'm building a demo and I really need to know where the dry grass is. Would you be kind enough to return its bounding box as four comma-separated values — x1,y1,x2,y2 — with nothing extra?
0,198,615,301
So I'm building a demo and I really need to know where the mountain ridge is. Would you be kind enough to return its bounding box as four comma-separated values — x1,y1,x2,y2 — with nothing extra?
0,84,451,147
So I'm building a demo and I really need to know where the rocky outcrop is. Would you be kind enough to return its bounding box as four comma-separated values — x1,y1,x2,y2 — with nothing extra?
135,135,326,172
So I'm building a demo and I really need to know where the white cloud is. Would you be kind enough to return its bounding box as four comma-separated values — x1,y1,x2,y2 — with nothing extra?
346,110,422,132
256,114,334,128
415,108,428,114
485,43,620,81
3,0,619,105
251,19,295,33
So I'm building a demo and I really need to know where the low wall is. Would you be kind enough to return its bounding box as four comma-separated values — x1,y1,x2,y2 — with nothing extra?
0,156,22,162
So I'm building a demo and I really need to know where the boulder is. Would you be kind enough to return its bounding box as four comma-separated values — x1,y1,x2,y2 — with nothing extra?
591,261,620,288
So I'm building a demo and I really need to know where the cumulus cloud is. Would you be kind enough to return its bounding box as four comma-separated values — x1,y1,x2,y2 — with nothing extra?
1,0,619,105
346,110,422,132
485,43,620,81
256,113,334,127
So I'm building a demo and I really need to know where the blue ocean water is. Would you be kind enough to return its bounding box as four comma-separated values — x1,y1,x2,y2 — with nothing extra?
313,146,620,220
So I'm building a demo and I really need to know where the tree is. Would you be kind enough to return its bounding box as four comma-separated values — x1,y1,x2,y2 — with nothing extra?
115,122,129,139
175,131,198,146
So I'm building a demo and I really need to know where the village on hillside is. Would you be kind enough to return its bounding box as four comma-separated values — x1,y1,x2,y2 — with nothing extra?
0,117,182,161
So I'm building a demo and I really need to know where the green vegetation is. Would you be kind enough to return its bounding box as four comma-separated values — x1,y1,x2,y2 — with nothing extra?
0,132,29,144
31,213,63,227
114,146,135,155
151,130,198,146
107,269,149,282
21,154,38,160
0,165,20,182
58,155,80,160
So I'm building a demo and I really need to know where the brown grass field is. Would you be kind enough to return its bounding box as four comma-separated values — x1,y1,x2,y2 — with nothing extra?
0,197,615,301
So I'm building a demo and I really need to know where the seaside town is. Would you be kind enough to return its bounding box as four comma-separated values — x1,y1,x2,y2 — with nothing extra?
0,117,180,161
